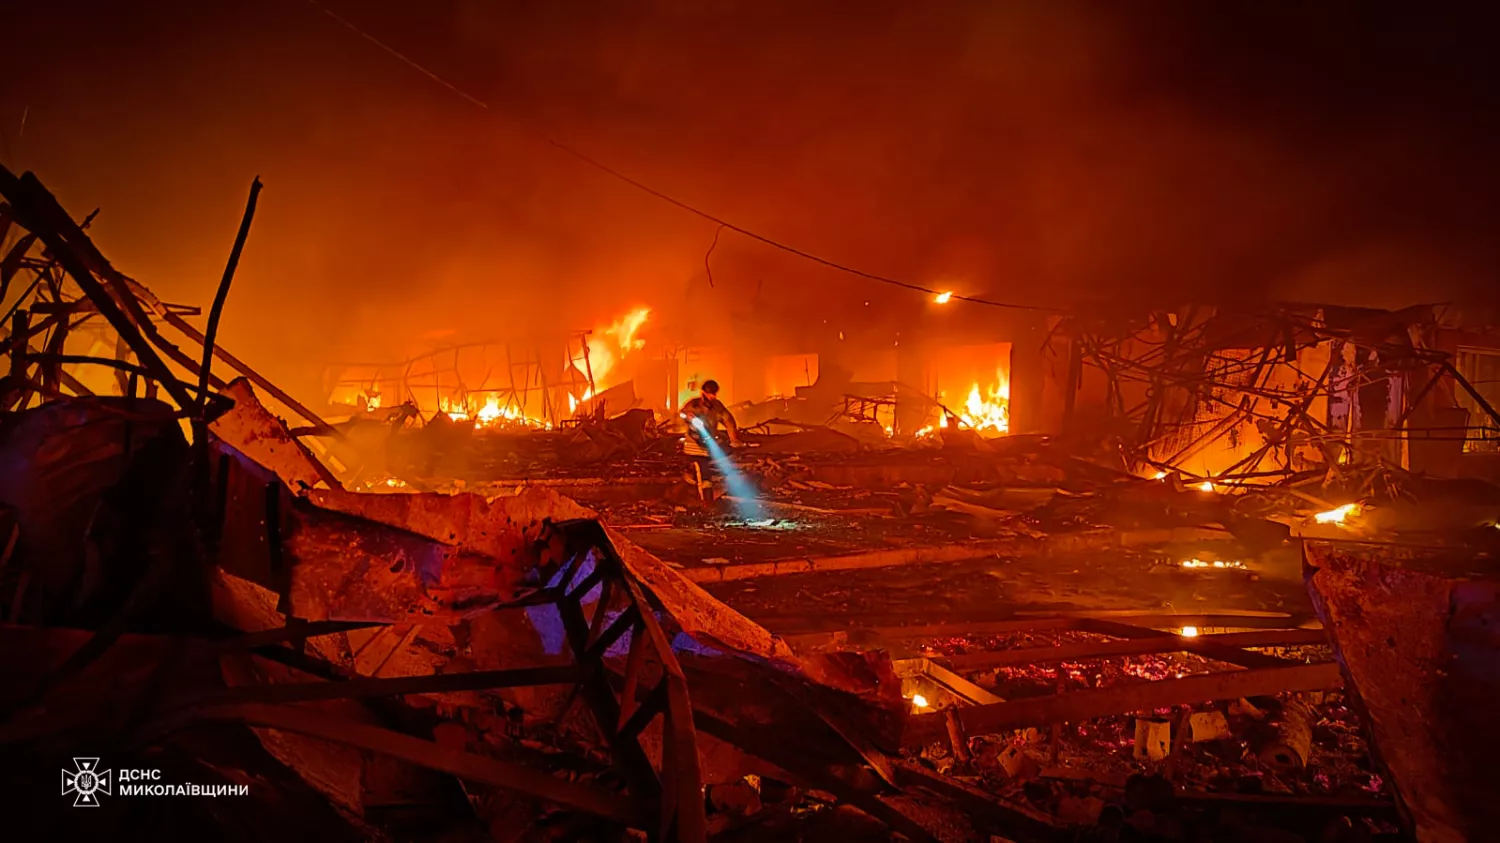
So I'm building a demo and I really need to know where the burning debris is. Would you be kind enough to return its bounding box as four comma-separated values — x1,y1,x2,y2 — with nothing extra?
3,161,1498,842
1313,503,1363,526
1179,558,1247,571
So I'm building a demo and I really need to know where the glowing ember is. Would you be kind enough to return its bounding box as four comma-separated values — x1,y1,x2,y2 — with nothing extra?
914,424,937,439
1197,481,1214,492
1179,626,1199,638
1180,558,1246,570
933,291,953,304
1152,471,1167,480
363,391,382,411
956,371,1010,435
910,694,929,709
1314,503,1363,525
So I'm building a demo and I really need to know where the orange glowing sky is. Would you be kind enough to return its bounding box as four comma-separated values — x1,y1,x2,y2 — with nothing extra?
3,1,1498,401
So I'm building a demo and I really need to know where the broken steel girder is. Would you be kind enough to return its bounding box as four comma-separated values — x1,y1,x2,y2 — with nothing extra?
1305,542,1500,843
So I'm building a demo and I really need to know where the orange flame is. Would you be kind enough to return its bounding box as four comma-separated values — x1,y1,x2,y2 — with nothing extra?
956,370,1010,435
572,306,651,390
606,307,650,351
439,394,551,430
438,396,470,422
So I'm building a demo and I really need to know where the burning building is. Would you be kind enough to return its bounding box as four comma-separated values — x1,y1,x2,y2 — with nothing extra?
4,0,1500,833
314,292,1024,463
1038,304,1500,487
5,163,1500,841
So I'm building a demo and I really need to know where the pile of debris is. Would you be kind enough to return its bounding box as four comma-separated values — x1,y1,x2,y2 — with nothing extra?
3,164,1495,842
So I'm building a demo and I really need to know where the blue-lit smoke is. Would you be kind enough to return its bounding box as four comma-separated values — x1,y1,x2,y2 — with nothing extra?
690,417,764,520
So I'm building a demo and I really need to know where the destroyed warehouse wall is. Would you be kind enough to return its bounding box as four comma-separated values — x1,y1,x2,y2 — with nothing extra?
320,294,1041,439
1035,306,1455,479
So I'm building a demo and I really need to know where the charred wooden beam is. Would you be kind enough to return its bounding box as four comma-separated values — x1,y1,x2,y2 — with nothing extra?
904,662,1342,747
1077,618,1303,669
941,628,1327,671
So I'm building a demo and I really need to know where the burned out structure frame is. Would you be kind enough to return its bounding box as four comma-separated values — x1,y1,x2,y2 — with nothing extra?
2,163,1493,841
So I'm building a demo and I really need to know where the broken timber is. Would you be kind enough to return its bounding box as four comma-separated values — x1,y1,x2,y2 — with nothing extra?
903,662,1341,747
682,526,1256,582
941,628,1326,671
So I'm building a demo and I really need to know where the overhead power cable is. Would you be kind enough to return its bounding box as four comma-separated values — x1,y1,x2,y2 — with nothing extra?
302,0,1052,312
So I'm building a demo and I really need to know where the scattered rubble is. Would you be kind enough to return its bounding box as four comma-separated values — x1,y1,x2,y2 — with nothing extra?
3,164,1496,841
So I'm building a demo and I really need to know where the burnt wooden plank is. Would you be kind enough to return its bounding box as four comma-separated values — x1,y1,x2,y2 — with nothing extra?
905,662,1342,746
943,628,1326,670
1079,618,1301,669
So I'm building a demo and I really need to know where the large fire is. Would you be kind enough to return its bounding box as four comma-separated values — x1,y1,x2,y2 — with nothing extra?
439,395,551,430
339,306,653,431
958,372,1010,434
913,370,1010,439
578,307,651,386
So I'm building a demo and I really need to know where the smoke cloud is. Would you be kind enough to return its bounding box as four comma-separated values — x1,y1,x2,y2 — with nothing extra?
3,1,1496,400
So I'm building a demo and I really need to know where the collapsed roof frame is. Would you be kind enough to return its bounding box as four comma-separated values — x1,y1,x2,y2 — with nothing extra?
0,164,337,440
1052,303,1500,489
321,333,601,427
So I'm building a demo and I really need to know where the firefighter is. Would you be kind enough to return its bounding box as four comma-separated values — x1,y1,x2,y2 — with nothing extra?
680,380,741,494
